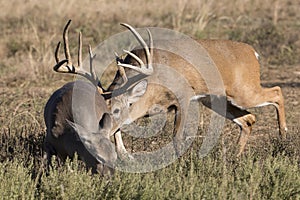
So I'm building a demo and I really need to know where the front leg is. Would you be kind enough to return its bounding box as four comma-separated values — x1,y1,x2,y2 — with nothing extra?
114,130,134,160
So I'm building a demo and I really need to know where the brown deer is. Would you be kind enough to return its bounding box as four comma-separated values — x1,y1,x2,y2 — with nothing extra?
111,23,287,156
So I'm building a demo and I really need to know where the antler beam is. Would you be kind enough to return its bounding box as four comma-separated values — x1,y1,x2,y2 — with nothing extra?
53,20,105,93
117,23,153,76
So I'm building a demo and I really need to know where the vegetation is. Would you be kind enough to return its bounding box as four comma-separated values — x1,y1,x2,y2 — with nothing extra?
0,0,299,199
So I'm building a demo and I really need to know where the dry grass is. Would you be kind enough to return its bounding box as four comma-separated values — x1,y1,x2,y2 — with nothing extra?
0,0,299,198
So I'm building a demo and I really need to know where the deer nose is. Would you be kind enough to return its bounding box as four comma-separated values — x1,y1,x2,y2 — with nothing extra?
123,118,133,125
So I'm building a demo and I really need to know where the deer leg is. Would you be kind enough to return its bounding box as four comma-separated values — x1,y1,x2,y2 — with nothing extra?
43,139,58,167
234,86,287,139
171,105,183,155
172,102,196,157
254,86,287,138
114,130,134,160
199,95,256,156
232,86,287,138
232,113,256,156
224,103,256,156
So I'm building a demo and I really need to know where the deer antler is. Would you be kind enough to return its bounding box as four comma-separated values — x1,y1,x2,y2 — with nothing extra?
117,23,153,76
103,23,154,98
54,21,153,99
53,20,105,94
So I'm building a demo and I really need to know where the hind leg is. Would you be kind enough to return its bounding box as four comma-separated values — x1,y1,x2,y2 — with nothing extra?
254,86,287,138
232,113,256,156
200,95,256,156
229,86,287,138
224,102,256,156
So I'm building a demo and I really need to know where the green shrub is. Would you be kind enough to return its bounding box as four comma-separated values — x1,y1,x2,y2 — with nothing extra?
0,159,36,199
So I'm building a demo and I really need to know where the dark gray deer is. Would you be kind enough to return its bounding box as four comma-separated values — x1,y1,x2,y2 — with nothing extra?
43,21,119,174
44,79,117,175
44,20,148,173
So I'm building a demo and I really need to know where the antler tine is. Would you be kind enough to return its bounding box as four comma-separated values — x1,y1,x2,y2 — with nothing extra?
119,23,153,75
53,40,69,72
53,20,106,94
88,45,105,94
63,19,72,67
120,23,150,64
88,45,96,79
123,49,144,66
55,41,61,63
53,20,73,73
78,32,82,67
147,28,153,66
88,45,103,88
114,52,128,86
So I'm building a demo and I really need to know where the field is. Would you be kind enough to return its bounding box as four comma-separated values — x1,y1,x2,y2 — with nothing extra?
0,0,299,199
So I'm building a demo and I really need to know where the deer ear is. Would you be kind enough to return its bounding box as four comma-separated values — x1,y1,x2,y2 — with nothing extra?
98,113,112,136
127,80,148,104
66,119,101,157
66,120,91,142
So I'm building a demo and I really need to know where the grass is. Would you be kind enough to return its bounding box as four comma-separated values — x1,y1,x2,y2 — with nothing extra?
0,147,299,199
0,0,299,199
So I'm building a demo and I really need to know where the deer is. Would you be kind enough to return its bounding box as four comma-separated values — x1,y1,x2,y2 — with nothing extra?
110,23,287,157
44,37,121,174
45,19,148,171
44,79,117,175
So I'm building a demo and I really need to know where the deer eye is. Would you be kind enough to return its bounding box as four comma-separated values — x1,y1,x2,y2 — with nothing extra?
113,108,120,114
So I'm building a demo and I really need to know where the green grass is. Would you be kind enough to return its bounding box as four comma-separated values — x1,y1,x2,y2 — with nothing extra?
0,149,299,199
